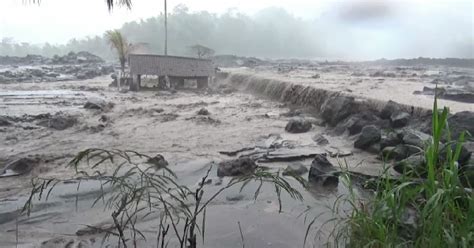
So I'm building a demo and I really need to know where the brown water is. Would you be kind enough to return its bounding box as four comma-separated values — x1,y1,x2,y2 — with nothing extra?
0,76,380,247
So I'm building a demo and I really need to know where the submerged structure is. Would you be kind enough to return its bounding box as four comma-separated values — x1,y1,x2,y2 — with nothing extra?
128,54,215,90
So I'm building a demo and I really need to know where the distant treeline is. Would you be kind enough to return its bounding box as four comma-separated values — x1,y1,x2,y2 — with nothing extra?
0,6,320,60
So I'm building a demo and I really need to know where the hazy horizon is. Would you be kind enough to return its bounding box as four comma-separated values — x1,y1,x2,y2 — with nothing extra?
1,0,473,59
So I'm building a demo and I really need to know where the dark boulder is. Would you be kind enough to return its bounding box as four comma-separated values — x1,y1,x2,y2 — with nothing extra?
146,154,169,169
308,154,339,185
84,98,113,111
0,157,39,177
381,145,408,161
366,143,382,154
380,100,402,120
313,134,329,146
402,129,432,148
0,116,12,126
76,73,87,80
441,92,474,104
354,125,382,149
390,112,410,128
337,112,381,135
197,108,210,116
283,163,308,176
448,111,474,140
285,118,312,133
320,96,356,126
380,131,403,149
460,159,474,188
29,69,45,77
393,154,425,175
37,115,76,130
84,98,106,110
217,157,257,177
440,143,472,166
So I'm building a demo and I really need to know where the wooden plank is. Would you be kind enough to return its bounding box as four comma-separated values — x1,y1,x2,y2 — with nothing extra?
129,54,214,77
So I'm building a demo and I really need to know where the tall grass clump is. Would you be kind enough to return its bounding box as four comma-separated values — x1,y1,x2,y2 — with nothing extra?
336,96,474,247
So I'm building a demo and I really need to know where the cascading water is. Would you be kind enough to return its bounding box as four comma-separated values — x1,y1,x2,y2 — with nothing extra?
221,72,430,123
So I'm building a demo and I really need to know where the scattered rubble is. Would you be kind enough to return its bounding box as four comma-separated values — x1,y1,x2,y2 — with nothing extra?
0,51,113,83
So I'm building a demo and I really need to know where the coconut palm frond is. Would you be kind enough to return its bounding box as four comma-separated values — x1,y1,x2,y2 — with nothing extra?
105,29,129,71
24,1,132,10
106,0,132,11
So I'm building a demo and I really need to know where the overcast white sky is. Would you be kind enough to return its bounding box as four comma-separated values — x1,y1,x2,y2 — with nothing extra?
0,0,473,58
0,0,332,44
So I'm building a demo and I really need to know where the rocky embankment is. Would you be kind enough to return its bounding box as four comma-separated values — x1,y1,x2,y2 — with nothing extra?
0,51,114,83
216,56,474,105
221,72,474,186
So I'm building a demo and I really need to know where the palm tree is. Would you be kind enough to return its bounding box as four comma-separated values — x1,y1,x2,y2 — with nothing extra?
26,1,132,10
105,30,130,90
105,0,132,10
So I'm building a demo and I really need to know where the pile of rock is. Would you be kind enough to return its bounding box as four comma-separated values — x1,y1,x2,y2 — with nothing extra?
0,51,113,83
0,54,49,65
318,94,474,186
0,51,104,65
51,51,104,64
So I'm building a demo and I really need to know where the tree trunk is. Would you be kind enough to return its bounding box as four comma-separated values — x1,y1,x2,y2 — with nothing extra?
118,66,125,91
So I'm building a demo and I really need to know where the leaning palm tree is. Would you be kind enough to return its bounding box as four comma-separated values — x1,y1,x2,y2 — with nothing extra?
105,30,130,90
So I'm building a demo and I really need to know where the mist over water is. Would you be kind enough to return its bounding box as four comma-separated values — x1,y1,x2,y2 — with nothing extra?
0,0,472,60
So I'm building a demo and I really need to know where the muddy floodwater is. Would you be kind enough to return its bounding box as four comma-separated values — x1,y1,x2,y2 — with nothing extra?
0,62,473,247
0,76,379,248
